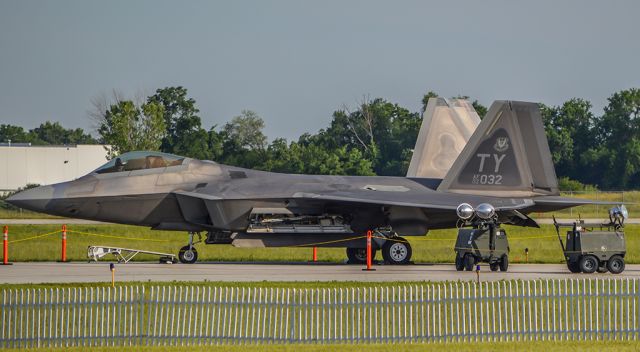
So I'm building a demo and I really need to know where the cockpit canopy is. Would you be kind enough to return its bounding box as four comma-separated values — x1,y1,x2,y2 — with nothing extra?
94,151,186,174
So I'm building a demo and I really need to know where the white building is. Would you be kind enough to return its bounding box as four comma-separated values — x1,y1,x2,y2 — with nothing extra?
0,144,110,191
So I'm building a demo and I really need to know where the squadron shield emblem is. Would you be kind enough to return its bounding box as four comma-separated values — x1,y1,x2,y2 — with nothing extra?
493,137,509,152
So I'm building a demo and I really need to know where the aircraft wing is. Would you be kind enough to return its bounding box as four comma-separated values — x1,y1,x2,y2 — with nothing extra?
171,188,537,232
288,190,534,211
174,188,534,212
529,195,625,213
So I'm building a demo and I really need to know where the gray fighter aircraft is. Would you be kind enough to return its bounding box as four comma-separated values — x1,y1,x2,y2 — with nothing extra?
7,100,604,264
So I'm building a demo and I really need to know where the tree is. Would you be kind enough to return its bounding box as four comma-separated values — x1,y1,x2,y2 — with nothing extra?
207,127,225,161
541,99,596,183
0,124,29,143
0,123,96,145
223,110,267,151
170,117,211,160
589,88,640,188
421,91,438,113
215,110,268,168
322,98,420,176
471,100,487,118
147,87,210,158
29,121,97,145
97,100,166,158
259,138,375,176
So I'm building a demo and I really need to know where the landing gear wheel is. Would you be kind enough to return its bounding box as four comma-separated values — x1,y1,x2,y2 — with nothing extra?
607,255,625,274
346,248,376,264
455,255,464,271
178,246,198,264
489,262,499,272
382,237,412,265
463,254,475,271
567,261,581,273
499,255,509,272
579,255,598,274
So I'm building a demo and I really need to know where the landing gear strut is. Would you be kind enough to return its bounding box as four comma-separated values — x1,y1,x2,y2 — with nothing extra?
179,232,201,264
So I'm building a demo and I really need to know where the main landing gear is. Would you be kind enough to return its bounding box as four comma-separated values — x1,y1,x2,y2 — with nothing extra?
345,233,412,265
381,237,412,265
178,232,202,264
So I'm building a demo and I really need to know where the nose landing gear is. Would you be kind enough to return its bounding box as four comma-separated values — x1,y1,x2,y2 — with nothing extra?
178,232,202,264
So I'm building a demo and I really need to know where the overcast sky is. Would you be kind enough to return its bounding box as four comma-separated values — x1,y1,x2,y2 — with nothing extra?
1,0,639,140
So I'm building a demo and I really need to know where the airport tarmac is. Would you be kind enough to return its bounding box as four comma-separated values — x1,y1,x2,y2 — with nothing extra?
1,262,639,284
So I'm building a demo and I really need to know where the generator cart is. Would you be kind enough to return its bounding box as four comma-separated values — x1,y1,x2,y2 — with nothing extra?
553,206,627,274
454,224,509,272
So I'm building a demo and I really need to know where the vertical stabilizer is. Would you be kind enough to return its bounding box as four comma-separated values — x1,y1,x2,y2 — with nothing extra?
437,101,559,197
406,98,480,178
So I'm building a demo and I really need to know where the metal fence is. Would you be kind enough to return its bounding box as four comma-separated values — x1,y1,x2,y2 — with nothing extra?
1,279,639,347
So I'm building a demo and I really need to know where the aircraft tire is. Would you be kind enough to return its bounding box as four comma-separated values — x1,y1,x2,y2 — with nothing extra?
346,248,376,264
463,254,475,271
579,255,598,274
499,255,509,272
607,255,625,274
455,255,464,271
179,246,198,264
382,237,412,265
489,262,499,272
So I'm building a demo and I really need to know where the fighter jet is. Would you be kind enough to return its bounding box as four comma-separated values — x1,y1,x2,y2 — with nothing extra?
7,100,606,265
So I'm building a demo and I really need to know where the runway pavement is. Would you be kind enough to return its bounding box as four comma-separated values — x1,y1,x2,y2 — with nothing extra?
2,262,639,284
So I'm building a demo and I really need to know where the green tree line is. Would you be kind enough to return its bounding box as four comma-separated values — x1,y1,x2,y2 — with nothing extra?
2,86,640,189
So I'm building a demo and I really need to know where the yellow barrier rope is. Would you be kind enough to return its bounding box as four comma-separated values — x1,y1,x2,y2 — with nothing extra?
383,235,557,242
66,229,170,242
510,235,558,240
291,235,367,247
399,237,453,242
3,226,562,247
8,230,60,244
292,232,560,248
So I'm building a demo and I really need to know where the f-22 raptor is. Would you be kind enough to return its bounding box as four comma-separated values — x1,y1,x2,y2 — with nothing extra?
7,100,607,265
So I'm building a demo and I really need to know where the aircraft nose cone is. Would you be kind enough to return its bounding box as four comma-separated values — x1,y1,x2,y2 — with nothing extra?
5,185,55,213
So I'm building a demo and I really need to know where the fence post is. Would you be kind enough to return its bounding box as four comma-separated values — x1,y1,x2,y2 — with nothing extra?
2,225,10,265
61,224,67,262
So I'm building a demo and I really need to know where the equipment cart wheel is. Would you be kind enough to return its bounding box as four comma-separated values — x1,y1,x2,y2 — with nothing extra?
463,254,475,271
489,262,499,271
346,248,376,264
607,255,625,274
178,245,198,264
499,255,509,272
567,260,581,273
455,255,464,271
579,255,598,274
382,237,412,265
